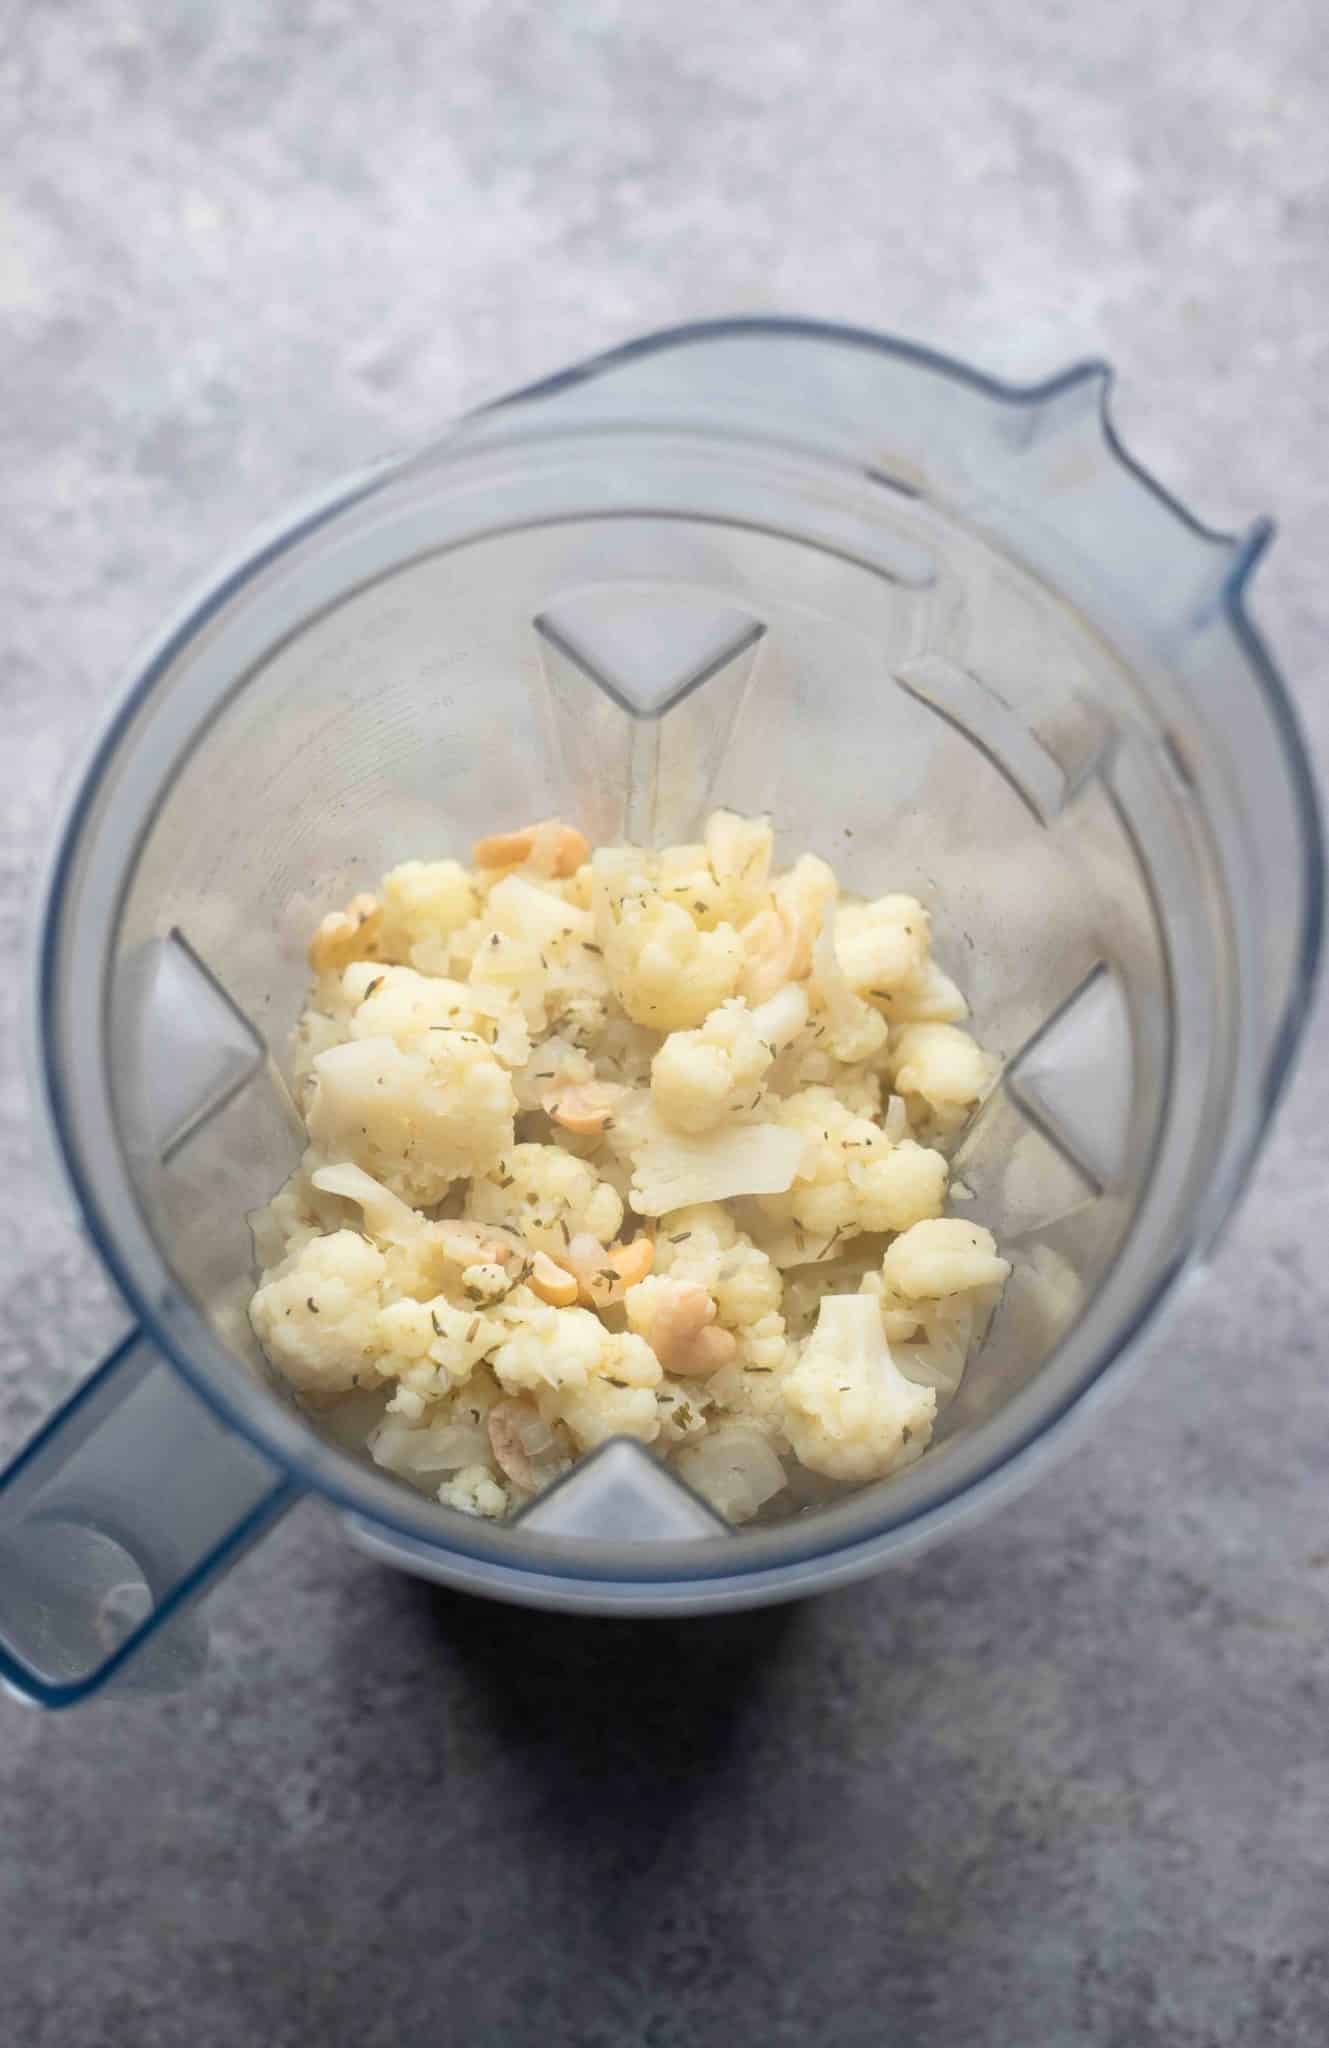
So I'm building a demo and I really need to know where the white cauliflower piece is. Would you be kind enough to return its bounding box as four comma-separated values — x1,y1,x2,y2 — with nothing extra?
378,859,478,973
782,1293,937,1483
485,872,595,950
249,1167,328,1270
703,1317,795,1444
630,1121,808,1217
891,1023,998,1119
342,958,532,1066
306,1030,516,1204
306,1163,526,1304
605,892,743,1030
437,1464,510,1518
756,1087,948,1244
810,895,888,1064
657,810,774,931
651,999,771,1133
651,985,808,1135
249,1230,389,1394
488,1300,610,1395
469,1141,624,1253
377,1295,498,1393
458,872,598,1038
886,958,970,1024
290,1006,353,1100
879,1218,1011,1299
342,961,482,1045
547,1331,663,1451
835,895,930,999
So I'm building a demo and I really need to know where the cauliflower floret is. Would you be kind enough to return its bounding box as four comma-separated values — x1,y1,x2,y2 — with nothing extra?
651,985,808,1135
657,810,774,932
377,1295,499,1396
378,859,477,972
437,1464,510,1518
891,1023,997,1124
835,895,930,999
884,958,969,1025
809,897,889,1064
547,1331,663,1451
469,1141,624,1253
485,872,595,951
343,962,485,1045
484,1304,661,1450
306,1030,516,1205
551,986,610,1051
455,871,599,1037
757,1087,948,1244
851,1141,950,1235
606,891,743,1030
290,1006,353,1100
782,1293,937,1483
879,1218,1011,1299
771,1023,887,1119
249,1230,389,1394
703,1315,795,1444
651,999,771,1133
307,1162,522,1303
249,1167,327,1270
488,1300,610,1395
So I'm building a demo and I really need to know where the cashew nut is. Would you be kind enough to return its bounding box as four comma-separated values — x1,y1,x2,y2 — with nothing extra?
307,892,382,975
740,859,835,1000
553,1231,655,1307
540,1080,625,1135
638,1280,738,1378
528,1249,580,1306
472,820,590,879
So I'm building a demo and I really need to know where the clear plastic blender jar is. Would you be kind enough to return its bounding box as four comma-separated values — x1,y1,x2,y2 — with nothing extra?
2,319,1320,1705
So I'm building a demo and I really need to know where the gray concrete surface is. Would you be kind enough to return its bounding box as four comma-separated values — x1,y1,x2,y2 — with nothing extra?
3,2,1329,2042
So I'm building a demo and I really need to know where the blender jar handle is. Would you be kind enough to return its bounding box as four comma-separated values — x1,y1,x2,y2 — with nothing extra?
0,1329,297,1707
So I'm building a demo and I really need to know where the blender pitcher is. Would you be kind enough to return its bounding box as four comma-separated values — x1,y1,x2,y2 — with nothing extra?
2,319,1320,1706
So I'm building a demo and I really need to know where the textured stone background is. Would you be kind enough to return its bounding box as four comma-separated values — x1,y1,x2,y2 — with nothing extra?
3,3,1329,2043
